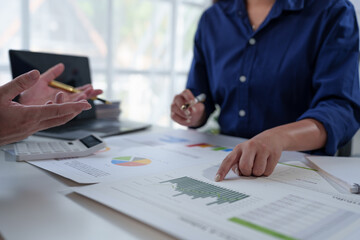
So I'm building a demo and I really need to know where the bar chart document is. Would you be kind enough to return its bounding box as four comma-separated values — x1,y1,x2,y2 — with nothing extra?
75,160,360,240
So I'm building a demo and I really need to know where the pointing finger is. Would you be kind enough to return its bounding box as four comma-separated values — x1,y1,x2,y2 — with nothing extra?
215,150,241,182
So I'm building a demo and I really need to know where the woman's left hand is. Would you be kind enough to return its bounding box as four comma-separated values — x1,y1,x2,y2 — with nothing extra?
215,130,283,181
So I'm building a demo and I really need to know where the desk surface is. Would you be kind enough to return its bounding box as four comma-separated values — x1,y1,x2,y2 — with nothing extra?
0,128,176,240
2,128,360,240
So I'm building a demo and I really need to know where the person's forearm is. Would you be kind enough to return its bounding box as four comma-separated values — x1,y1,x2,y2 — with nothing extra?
261,118,327,152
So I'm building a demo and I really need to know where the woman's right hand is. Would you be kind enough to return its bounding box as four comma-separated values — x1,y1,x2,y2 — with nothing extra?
171,89,206,127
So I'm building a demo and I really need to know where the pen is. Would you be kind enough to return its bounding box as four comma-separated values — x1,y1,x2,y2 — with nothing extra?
49,80,111,104
181,93,206,110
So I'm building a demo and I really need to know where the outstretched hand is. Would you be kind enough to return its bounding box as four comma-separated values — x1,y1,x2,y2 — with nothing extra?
0,69,92,146
18,63,103,105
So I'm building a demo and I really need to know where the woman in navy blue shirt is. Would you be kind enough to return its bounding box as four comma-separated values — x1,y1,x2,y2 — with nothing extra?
171,0,360,180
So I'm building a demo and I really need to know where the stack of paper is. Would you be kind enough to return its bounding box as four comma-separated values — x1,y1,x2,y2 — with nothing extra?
95,101,121,120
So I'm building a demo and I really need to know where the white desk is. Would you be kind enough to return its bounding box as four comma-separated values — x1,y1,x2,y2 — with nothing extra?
0,129,176,240
2,128,360,240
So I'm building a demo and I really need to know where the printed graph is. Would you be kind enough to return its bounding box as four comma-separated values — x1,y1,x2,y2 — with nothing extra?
159,135,189,143
160,176,249,205
111,156,151,167
186,143,233,152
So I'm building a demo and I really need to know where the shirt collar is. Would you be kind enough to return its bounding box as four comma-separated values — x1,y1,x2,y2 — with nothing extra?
221,0,305,15
282,0,305,11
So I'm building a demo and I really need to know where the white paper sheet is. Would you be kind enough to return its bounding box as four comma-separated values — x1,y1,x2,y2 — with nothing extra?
306,156,360,190
75,160,360,240
28,129,245,184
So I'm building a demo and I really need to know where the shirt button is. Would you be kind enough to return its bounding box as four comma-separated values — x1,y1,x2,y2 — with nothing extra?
239,110,246,117
249,38,256,45
238,11,242,16
239,75,247,83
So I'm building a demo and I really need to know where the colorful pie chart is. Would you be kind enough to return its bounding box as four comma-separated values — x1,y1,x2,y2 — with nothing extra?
111,156,151,167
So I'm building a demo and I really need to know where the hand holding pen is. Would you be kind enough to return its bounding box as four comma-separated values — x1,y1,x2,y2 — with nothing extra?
180,93,206,110
171,89,207,127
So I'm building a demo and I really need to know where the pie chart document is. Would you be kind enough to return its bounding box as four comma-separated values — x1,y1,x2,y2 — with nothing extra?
111,156,152,167
27,130,237,184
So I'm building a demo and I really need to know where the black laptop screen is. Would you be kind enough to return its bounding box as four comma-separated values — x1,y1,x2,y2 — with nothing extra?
9,50,96,120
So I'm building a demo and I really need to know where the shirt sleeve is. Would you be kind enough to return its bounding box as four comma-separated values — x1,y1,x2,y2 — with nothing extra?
297,2,360,155
186,13,216,127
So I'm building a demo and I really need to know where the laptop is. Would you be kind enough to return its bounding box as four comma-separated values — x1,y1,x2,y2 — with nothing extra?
9,49,151,140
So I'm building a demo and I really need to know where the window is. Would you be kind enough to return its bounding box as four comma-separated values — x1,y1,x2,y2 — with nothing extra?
0,0,210,127
2,1,358,128
351,0,360,27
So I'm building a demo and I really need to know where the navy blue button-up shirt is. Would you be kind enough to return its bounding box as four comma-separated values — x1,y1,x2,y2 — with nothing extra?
186,0,360,155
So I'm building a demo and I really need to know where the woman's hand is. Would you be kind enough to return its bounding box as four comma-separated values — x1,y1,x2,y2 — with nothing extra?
171,89,206,127
215,129,283,181
215,119,327,181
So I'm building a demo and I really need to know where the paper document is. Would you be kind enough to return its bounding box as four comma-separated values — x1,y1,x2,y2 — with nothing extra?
28,129,243,184
28,145,223,184
267,161,341,194
306,156,360,194
75,160,360,240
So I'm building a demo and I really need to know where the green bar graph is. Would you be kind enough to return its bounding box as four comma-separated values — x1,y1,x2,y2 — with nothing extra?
160,177,249,205
212,147,228,151
229,217,298,240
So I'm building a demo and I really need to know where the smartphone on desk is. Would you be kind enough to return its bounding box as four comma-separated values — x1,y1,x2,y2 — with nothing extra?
13,134,106,161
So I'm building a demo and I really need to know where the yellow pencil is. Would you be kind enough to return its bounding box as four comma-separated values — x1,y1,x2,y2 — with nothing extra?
49,80,111,104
